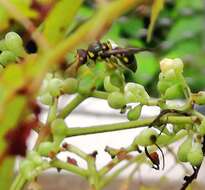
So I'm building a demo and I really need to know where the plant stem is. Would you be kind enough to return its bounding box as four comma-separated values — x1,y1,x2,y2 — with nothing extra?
100,130,188,188
87,156,101,190
58,94,86,118
100,155,145,189
62,143,88,160
50,159,88,178
66,116,196,137
91,91,109,99
10,174,26,190
47,98,58,123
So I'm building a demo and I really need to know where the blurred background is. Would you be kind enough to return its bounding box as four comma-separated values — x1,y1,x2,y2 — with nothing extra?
1,0,204,189
31,0,205,189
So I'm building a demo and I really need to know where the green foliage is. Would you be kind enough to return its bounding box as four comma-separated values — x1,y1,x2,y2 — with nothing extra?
43,0,83,45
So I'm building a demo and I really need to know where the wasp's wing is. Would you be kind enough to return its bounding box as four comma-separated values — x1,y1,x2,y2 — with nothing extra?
101,47,151,57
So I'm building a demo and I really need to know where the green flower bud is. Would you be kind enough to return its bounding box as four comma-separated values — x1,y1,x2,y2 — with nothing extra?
133,128,158,146
37,142,55,157
109,71,124,88
160,58,183,73
104,76,120,92
77,65,92,79
0,50,17,66
61,78,78,94
156,133,172,146
124,83,149,103
19,160,35,179
198,119,205,136
0,40,7,51
78,75,95,95
163,69,177,81
177,136,192,162
192,91,205,105
48,78,63,97
51,119,67,138
39,92,53,105
127,104,142,121
107,91,126,109
157,80,171,94
164,84,184,99
27,151,42,166
5,32,25,56
187,142,203,166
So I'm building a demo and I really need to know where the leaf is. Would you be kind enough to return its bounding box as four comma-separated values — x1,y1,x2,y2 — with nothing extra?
43,0,83,45
0,0,38,31
0,158,15,190
11,0,38,18
147,0,165,42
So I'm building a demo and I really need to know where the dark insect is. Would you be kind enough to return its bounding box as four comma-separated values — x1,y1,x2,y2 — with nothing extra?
76,41,149,73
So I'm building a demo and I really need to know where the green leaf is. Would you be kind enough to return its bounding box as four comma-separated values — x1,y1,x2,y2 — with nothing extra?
147,0,165,42
43,0,83,45
0,158,15,190
11,0,38,18
0,0,38,31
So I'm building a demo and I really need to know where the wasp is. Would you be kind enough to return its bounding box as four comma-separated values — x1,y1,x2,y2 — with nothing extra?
66,41,149,77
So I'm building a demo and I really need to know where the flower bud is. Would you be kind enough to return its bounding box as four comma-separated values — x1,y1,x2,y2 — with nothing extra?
27,151,42,166
48,78,63,97
192,91,205,105
0,50,17,66
177,136,192,162
187,142,203,166
104,76,120,92
160,58,183,73
20,160,35,179
37,142,55,157
156,133,172,145
61,78,78,94
39,92,53,105
164,84,184,99
78,75,95,95
124,83,149,103
5,32,25,56
107,92,126,109
157,80,171,94
51,119,67,138
133,128,158,146
198,119,205,136
127,104,142,121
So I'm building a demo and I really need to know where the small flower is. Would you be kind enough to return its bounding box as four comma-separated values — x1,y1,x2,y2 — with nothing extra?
160,58,183,73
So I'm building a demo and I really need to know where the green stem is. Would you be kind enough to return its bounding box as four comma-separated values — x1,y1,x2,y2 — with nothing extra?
87,156,101,190
47,98,58,123
100,155,145,189
50,159,88,178
10,174,26,190
58,94,86,118
100,130,188,188
63,144,88,160
66,116,196,137
91,91,109,99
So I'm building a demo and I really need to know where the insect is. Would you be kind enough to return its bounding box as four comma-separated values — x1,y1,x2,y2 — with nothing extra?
76,41,149,72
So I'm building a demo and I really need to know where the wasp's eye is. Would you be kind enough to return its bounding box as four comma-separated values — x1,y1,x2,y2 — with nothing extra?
77,49,87,64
